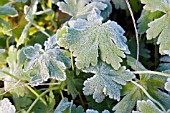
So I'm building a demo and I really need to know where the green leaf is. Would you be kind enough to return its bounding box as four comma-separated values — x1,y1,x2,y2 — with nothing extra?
140,0,170,54
0,6,18,17
23,43,70,86
133,100,164,113
82,61,134,102
112,87,139,113
54,98,84,113
0,49,7,66
157,56,170,72
58,10,130,70
137,10,163,34
57,0,107,19
0,98,16,113
17,22,32,47
86,96,114,112
0,18,12,36
66,72,78,99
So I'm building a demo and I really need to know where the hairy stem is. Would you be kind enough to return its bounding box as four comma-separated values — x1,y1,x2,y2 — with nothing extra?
134,71,170,77
125,0,139,71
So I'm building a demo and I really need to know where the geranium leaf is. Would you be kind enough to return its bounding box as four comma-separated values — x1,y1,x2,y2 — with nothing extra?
133,100,164,113
58,10,130,70
23,41,71,86
57,0,107,19
82,61,134,102
141,0,170,54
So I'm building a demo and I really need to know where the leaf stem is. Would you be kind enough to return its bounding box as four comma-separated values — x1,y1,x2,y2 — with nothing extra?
131,81,166,112
60,90,64,99
78,92,85,108
125,0,139,71
25,85,47,106
2,71,47,106
134,71,170,77
70,51,74,71
26,87,59,113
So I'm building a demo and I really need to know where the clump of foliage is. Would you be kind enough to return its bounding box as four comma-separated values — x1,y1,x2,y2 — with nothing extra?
0,0,170,113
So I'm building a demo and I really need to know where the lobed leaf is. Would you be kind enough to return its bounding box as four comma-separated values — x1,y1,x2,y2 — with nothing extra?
57,0,107,19
141,0,170,54
23,43,70,86
132,100,164,113
82,61,134,103
58,10,130,70
137,10,163,34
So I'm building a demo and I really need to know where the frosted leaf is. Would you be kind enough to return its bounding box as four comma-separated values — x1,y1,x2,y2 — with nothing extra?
86,109,99,113
23,43,70,86
58,10,130,70
0,18,12,36
137,10,163,34
0,98,16,113
140,0,170,54
57,0,107,19
17,0,38,47
165,78,170,92
112,0,127,9
91,0,112,19
133,100,164,113
82,61,134,102
0,6,18,17
54,98,84,113
86,109,110,113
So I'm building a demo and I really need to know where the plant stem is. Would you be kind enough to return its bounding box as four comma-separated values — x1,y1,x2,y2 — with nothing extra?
125,0,139,71
26,87,59,113
131,81,166,112
70,51,74,71
2,71,47,106
25,85,47,106
134,71,170,77
78,92,85,108
60,90,64,99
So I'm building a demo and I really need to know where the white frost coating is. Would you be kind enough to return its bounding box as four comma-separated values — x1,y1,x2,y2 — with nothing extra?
165,78,170,91
57,0,107,18
82,61,134,103
58,9,130,70
23,43,70,86
86,109,99,113
0,98,16,113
